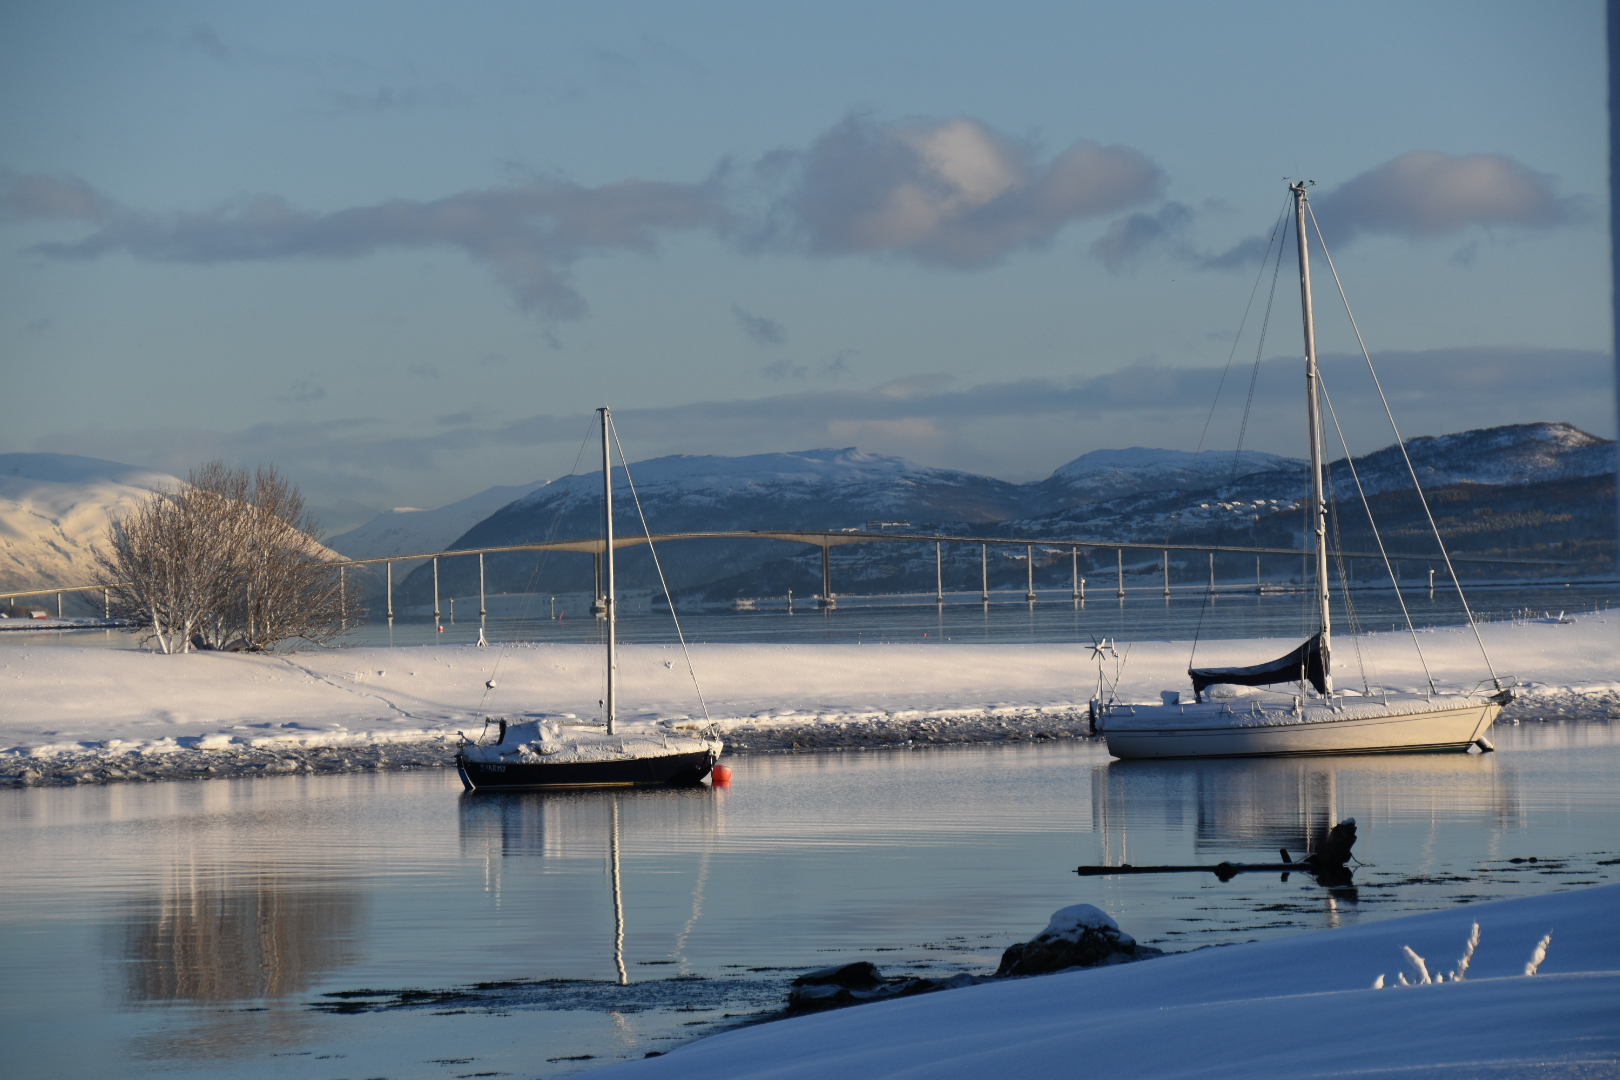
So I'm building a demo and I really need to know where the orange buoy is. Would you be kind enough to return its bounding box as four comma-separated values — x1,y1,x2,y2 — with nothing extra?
711,765,733,784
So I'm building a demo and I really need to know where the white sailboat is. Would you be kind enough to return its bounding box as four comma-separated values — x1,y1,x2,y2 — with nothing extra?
457,407,724,789
1098,183,1514,760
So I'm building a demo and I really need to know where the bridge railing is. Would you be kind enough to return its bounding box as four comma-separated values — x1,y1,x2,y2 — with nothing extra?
2,529,1577,621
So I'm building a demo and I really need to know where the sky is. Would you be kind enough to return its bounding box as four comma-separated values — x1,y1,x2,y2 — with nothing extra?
1,0,1612,532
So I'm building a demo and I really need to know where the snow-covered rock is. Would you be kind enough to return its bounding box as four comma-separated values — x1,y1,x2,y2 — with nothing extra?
995,904,1138,976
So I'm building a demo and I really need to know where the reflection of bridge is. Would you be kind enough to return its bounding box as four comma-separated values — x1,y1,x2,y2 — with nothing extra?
4,527,1571,619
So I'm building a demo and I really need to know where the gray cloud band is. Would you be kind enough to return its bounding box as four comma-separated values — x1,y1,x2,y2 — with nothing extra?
34,347,1610,502
1,114,1161,318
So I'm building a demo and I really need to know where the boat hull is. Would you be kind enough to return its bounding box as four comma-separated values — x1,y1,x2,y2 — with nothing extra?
1102,701,1500,760
457,747,719,791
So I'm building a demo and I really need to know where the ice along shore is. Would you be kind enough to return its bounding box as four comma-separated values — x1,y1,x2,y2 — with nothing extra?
2,614,1615,787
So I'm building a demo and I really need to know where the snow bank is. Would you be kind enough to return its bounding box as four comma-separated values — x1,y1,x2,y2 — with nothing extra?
1,614,1612,766
596,883,1620,1079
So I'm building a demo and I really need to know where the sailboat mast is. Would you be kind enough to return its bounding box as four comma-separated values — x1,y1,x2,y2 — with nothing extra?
1291,183,1333,695
600,406,618,734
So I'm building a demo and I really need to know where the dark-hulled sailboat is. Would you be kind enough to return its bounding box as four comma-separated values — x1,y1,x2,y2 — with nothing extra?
457,407,722,789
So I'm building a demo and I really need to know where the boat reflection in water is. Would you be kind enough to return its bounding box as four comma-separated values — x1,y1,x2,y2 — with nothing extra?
1090,750,1520,915
458,787,722,983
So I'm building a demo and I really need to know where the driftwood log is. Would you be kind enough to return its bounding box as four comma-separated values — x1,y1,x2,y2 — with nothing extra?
1076,819,1358,883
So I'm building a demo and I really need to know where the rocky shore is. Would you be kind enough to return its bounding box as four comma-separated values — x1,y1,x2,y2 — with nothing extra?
3,691,1613,789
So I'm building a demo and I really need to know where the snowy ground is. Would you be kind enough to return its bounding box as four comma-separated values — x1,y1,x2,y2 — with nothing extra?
2,614,1614,785
588,882,1620,1080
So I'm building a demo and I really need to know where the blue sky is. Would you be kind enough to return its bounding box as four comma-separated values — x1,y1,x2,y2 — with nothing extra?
1,1,1610,529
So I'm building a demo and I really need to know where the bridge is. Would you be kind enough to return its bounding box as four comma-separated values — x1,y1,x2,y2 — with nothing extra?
5,528,1572,620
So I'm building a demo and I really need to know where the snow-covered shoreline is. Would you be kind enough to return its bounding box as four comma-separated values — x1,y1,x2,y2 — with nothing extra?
590,882,1620,1079
3,615,1614,787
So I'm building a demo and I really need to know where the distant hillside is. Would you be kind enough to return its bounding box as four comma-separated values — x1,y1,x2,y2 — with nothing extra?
1026,447,1302,512
327,479,548,562
396,422,1614,608
397,448,1029,605
0,454,181,597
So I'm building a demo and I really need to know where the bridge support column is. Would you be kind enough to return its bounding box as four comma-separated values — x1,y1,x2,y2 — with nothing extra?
1025,544,1036,602
1164,551,1171,599
935,542,943,604
479,552,487,616
386,562,394,620
981,544,989,603
819,545,835,608
433,558,441,621
1072,548,1080,601
1209,552,1215,596
1116,549,1125,600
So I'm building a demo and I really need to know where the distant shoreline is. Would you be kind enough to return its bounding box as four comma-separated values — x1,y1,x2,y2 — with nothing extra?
4,691,1613,789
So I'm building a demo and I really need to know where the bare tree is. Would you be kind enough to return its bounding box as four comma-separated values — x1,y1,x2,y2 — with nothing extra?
97,462,364,653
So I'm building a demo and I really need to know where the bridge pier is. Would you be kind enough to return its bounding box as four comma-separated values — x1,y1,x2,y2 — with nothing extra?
1117,549,1125,600
935,542,943,604
981,543,989,603
479,552,487,616
1025,544,1036,602
433,557,440,621
819,545,835,608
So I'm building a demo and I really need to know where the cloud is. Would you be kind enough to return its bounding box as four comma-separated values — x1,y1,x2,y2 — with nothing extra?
314,84,464,116
732,305,786,346
1089,202,1194,271
1314,151,1580,243
1179,151,1582,270
766,114,1162,266
761,357,807,380
29,346,1611,521
2,115,1161,315
1,169,728,320
280,379,327,404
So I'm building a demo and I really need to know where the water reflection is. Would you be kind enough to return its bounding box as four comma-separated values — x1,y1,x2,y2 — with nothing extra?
457,787,723,981
120,860,362,1004
1093,752,1518,863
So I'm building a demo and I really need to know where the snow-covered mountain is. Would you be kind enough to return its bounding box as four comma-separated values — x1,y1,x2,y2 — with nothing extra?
397,449,1027,603
0,454,182,593
1029,447,1303,511
327,479,548,562
1324,421,1614,495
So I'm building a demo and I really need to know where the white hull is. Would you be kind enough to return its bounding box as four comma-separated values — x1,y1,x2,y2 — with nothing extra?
1101,698,1500,760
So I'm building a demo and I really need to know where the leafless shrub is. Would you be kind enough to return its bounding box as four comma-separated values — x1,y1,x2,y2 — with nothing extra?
96,462,364,653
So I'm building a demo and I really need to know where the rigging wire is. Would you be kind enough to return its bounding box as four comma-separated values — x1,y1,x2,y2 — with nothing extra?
1305,206,1503,689
609,418,714,725
1321,458,1374,698
1316,370,1438,696
476,416,598,716
1185,201,1291,670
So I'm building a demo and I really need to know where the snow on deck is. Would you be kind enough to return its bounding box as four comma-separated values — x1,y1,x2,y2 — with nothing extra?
1,614,1613,761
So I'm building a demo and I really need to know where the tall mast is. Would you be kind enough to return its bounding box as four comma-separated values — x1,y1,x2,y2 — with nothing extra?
600,406,618,734
1291,183,1333,695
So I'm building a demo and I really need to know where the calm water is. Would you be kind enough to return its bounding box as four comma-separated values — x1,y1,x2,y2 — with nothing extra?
3,719,1617,1080
11,580,1616,651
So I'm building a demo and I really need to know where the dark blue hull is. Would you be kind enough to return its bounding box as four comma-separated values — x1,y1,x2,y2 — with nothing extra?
457,748,718,791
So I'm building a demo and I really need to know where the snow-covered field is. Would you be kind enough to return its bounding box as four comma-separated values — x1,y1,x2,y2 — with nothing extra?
2,614,1614,781
593,882,1620,1079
